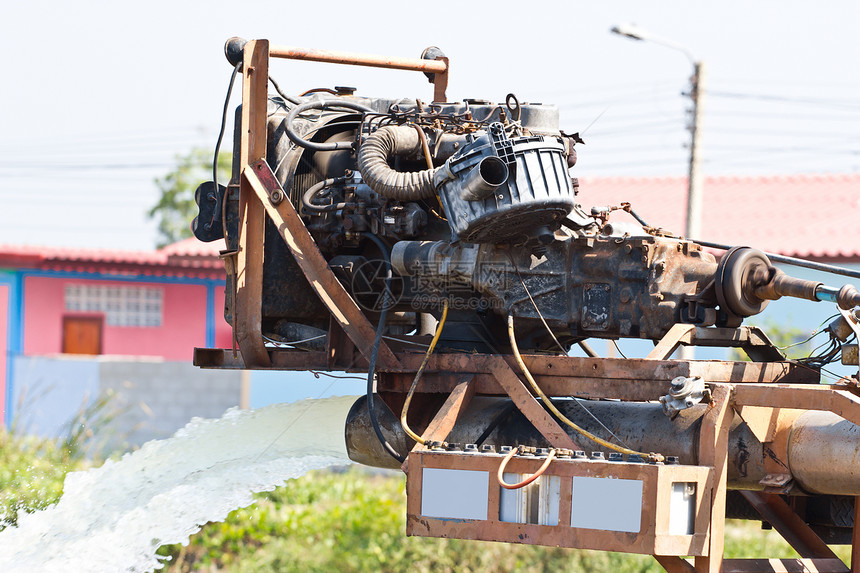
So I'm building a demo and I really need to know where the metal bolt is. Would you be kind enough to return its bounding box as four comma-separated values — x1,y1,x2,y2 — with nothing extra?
500,445,514,454
590,452,605,460
608,453,624,462
464,443,479,453
573,451,587,459
481,444,496,453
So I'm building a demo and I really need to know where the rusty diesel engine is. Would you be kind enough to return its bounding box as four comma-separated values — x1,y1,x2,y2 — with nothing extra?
192,45,858,355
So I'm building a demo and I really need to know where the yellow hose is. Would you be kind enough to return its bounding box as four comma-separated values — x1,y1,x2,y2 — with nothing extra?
401,300,449,445
507,314,664,463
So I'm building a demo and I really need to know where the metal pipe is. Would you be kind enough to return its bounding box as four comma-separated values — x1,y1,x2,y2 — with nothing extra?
691,238,860,281
346,395,860,496
458,156,508,201
788,411,860,495
269,45,448,74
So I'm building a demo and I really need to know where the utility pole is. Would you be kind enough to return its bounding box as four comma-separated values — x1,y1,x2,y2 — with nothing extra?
686,61,705,241
677,62,704,361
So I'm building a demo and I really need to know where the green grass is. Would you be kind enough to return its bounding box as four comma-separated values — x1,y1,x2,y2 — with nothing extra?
0,404,850,572
157,468,851,573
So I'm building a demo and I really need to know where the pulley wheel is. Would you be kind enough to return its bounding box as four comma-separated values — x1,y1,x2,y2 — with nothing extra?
715,247,771,317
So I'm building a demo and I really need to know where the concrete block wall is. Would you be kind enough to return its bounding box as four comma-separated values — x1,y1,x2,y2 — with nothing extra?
97,359,244,447
9,355,244,450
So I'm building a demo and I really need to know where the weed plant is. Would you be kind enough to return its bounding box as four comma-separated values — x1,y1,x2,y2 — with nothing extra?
0,390,121,529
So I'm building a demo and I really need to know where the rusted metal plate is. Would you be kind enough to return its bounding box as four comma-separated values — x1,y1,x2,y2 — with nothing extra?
402,376,477,473
414,376,476,447
244,160,401,371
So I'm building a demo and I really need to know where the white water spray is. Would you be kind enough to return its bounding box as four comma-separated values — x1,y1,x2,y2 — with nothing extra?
0,396,357,572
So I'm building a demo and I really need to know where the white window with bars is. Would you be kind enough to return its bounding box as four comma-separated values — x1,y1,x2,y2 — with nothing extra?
64,284,164,327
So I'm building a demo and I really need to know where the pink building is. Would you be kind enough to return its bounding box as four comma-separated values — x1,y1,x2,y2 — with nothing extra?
0,238,230,425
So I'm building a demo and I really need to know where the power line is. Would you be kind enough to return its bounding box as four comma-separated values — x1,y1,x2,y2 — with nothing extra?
709,90,860,110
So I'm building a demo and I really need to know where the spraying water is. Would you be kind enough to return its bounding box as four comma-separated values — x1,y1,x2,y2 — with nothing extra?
0,396,357,572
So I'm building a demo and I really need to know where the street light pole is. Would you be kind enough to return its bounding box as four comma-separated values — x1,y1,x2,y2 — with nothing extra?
610,24,704,240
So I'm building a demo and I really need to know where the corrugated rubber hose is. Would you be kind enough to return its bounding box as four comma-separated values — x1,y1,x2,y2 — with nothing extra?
357,125,440,200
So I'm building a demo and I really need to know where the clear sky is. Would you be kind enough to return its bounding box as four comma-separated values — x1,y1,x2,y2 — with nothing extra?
1,0,858,250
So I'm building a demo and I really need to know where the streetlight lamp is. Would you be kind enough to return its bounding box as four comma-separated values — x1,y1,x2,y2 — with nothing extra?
610,24,705,242
611,24,705,361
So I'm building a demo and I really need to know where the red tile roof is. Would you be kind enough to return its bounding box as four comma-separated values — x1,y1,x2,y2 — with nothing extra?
158,237,225,257
0,238,227,279
578,174,860,261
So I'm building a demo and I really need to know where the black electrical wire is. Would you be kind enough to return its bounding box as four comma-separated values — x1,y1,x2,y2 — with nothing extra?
363,232,405,464
286,100,375,152
268,76,302,106
211,62,241,234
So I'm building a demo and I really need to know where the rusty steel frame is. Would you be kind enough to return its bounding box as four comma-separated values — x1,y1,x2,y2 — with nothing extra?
210,38,860,572
406,448,713,556
234,39,271,368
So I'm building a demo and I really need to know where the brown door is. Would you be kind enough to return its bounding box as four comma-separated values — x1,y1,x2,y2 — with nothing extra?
62,316,103,355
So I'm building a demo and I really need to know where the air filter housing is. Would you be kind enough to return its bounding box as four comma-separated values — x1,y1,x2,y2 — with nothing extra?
435,123,575,243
